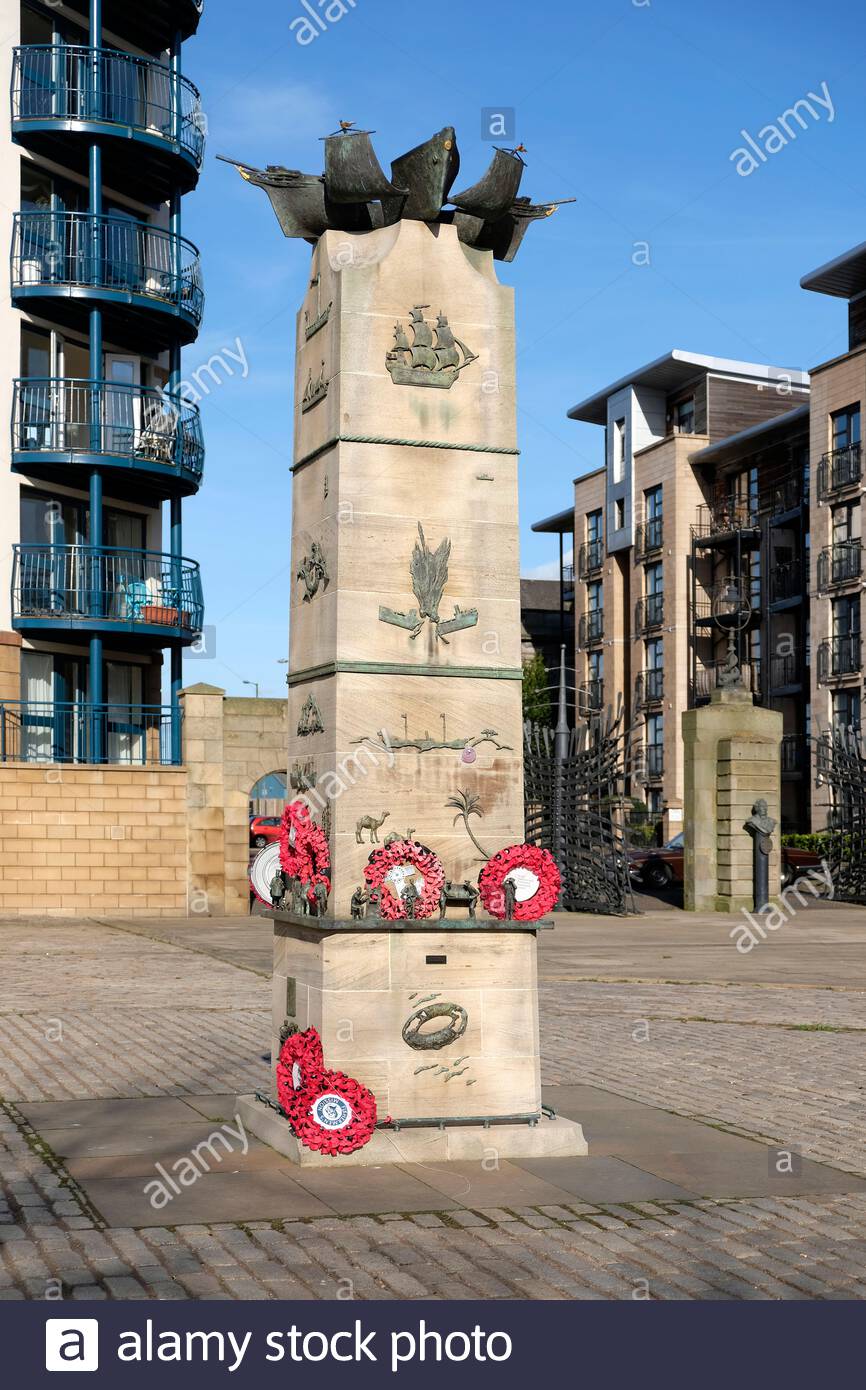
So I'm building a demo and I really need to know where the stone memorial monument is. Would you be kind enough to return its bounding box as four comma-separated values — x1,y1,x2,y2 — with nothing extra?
230,127,585,1164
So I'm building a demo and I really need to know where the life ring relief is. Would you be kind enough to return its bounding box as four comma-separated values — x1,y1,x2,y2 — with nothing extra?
401,1001,469,1051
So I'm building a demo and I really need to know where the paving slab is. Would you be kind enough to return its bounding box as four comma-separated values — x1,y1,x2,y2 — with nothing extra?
290,1164,462,1215
512,1155,698,1203
81,1170,335,1228
633,1149,866,1200
400,1159,584,1209
37,1121,254,1162
18,1098,201,1130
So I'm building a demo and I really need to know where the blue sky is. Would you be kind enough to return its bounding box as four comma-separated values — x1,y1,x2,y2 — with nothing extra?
181,0,866,696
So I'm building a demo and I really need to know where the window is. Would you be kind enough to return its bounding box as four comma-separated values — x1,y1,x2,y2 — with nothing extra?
832,406,861,452
674,398,695,434
832,502,861,543
588,650,603,682
646,637,663,670
646,788,663,815
587,509,602,544
833,595,860,638
645,561,663,596
587,580,602,613
614,498,625,531
612,418,626,482
834,690,861,733
645,485,663,521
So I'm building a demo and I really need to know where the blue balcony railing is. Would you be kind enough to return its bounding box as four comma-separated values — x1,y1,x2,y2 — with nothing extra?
12,46,205,169
0,701,180,766
11,211,204,328
13,378,204,485
12,545,204,636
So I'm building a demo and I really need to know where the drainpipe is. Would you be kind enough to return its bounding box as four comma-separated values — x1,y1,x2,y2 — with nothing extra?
88,0,104,761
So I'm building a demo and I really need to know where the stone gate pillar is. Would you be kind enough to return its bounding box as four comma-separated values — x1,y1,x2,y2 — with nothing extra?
683,687,783,912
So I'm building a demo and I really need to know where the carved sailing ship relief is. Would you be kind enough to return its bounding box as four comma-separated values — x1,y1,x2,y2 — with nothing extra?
301,361,328,412
386,306,477,389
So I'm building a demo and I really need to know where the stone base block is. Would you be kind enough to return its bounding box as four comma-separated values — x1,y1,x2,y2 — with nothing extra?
237,1094,587,1168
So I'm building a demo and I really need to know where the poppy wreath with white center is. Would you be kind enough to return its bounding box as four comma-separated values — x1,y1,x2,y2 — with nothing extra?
478,844,561,921
275,1025,325,1114
279,799,331,901
363,839,445,921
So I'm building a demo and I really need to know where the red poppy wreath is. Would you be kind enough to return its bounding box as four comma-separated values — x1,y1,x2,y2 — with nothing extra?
275,1026,378,1156
478,844,561,921
279,800,331,908
363,839,445,921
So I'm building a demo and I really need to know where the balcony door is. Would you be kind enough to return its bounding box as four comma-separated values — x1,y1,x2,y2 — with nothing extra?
19,652,84,762
104,354,141,457
106,662,145,763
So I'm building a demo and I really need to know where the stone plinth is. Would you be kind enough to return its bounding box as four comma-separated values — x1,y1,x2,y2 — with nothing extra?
238,910,586,1165
683,687,783,912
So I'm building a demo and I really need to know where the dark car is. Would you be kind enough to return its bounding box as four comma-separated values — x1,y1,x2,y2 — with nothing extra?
629,833,824,891
250,815,282,849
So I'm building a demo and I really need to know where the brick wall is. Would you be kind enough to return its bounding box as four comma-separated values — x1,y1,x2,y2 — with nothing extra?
0,765,188,917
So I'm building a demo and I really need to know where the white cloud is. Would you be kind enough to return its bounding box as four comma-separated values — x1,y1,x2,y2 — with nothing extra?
523,548,573,581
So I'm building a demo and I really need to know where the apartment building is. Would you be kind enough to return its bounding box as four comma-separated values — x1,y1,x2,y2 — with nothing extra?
801,242,866,824
0,0,205,768
534,351,811,835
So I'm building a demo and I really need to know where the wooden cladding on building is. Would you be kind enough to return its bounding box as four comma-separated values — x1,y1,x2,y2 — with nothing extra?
707,377,806,443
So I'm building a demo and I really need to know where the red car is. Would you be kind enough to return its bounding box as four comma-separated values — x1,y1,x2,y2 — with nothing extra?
629,832,824,891
250,815,282,849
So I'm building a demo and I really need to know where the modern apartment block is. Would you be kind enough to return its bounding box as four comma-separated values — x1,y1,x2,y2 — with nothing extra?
801,242,866,803
535,351,813,834
0,0,205,771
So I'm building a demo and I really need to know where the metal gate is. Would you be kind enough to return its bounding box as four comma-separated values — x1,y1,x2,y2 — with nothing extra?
815,729,866,903
524,704,635,915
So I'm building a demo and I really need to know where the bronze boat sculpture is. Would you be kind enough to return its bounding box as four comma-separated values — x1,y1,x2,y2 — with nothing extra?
220,127,573,262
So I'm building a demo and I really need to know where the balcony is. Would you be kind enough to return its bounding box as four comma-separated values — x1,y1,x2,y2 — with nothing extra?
12,47,204,201
11,212,204,351
578,539,604,578
691,502,760,548
818,635,862,683
817,542,862,591
643,743,664,781
13,379,203,498
781,734,807,778
0,702,179,767
635,592,664,633
768,653,802,692
693,658,761,704
764,475,804,520
12,545,204,645
635,668,664,708
818,443,862,499
61,0,203,52
578,679,604,715
769,559,804,606
578,610,604,648
635,516,663,561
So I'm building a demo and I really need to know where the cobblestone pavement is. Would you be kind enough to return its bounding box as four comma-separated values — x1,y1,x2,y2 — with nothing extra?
2,913,866,1299
540,984,866,1177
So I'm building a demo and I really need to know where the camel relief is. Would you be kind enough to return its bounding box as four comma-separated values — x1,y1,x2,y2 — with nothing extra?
355,811,390,845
